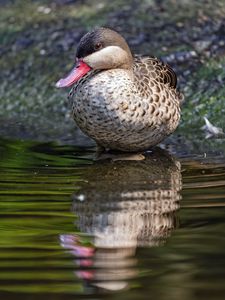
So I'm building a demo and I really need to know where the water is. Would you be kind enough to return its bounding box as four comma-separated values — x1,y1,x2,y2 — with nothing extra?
0,137,225,300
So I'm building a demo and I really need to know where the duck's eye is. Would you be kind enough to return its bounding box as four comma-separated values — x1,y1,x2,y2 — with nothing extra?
94,43,102,50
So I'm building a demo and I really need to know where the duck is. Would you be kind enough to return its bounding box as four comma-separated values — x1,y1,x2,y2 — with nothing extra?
56,27,183,152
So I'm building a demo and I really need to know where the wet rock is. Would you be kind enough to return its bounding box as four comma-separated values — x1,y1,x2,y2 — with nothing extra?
12,37,34,51
193,40,212,52
162,50,198,64
54,0,79,5
37,6,52,14
129,33,146,46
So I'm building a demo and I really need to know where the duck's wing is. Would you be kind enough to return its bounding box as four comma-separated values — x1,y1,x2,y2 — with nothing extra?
133,56,177,89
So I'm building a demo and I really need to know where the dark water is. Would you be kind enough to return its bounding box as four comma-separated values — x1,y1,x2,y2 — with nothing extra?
1,137,225,300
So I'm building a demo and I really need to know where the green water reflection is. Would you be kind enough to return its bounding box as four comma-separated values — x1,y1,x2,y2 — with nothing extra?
0,137,225,300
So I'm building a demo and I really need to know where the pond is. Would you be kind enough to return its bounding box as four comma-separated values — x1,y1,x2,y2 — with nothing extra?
0,136,225,300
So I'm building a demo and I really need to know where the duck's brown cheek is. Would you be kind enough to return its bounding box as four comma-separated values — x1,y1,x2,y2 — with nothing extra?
56,60,91,88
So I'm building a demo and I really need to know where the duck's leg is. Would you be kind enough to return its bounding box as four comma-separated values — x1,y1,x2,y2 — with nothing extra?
96,143,106,155
94,143,112,160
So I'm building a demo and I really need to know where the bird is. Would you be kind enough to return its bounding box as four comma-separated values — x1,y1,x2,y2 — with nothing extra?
56,27,183,152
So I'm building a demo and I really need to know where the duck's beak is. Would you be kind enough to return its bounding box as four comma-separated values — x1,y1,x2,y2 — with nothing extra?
56,59,91,88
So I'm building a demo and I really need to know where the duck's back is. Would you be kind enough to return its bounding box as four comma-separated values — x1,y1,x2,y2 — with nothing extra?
133,56,177,90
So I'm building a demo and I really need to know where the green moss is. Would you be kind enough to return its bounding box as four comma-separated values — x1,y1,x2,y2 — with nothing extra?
181,56,225,132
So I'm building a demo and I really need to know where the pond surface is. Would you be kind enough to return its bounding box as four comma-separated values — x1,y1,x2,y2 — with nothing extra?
0,136,225,300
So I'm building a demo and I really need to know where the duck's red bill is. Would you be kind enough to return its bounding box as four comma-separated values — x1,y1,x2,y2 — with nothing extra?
56,60,91,88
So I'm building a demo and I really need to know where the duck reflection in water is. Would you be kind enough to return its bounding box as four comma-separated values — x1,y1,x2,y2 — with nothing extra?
60,148,182,292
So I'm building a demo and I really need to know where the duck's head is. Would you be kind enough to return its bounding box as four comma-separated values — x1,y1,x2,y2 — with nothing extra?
56,27,133,88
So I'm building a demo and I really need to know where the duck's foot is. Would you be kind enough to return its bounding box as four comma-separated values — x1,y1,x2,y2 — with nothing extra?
94,153,114,161
111,153,145,161
95,150,145,161
94,144,145,161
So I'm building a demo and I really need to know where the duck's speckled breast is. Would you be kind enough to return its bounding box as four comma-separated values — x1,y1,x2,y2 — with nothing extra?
69,68,180,151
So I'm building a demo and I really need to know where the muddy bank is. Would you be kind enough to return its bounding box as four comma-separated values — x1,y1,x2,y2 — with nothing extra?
0,0,225,142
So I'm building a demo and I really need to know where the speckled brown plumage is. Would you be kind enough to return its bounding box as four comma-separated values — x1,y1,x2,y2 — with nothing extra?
59,27,183,152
